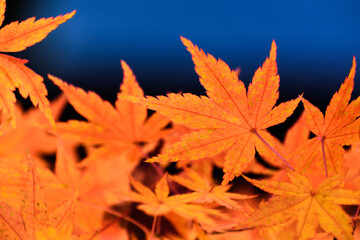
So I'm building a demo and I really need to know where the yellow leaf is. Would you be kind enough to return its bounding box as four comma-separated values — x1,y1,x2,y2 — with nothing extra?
242,170,360,239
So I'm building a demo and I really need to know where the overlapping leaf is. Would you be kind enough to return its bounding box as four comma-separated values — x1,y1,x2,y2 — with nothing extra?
0,154,78,239
121,37,299,184
0,95,67,210
292,58,360,176
242,171,360,240
244,112,310,178
55,137,132,234
49,60,170,168
169,168,254,210
128,174,221,227
0,3,356,237
0,0,75,130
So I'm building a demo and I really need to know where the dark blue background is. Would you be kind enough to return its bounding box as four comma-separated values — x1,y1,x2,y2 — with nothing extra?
7,0,360,111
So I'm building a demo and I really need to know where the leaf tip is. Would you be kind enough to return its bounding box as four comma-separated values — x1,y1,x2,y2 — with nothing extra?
221,172,234,186
70,9,77,16
271,39,276,46
180,36,192,48
48,73,65,87
64,10,76,20
120,59,132,77
120,59,127,67
270,40,277,60
299,94,306,102
351,55,356,74
145,157,157,163
179,35,186,42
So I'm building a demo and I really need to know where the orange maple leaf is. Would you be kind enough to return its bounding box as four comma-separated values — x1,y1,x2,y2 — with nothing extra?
0,153,78,240
48,61,170,169
169,168,254,210
0,94,66,165
54,137,133,235
121,37,300,185
292,57,359,176
128,174,221,228
242,171,360,240
0,0,75,129
0,95,67,210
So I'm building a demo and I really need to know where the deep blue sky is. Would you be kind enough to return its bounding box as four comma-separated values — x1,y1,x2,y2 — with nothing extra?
6,0,360,111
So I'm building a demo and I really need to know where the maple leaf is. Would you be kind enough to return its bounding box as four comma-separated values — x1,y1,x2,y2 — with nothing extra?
49,60,170,169
120,37,300,185
128,174,221,228
242,171,360,240
169,168,254,210
0,0,75,129
292,57,359,176
0,95,67,212
0,153,78,240
0,93,66,162
54,137,132,235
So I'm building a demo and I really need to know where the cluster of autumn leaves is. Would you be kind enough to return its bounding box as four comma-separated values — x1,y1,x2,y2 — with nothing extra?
1,1,360,239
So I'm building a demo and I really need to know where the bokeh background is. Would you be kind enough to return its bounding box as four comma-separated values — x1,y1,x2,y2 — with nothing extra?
7,0,360,127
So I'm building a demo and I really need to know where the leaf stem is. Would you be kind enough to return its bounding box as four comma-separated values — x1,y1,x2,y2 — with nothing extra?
150,214,158,240
354,205,360,220
150,162,164,176
156,215,161,235
135,142,180,194
320,137,328,177
251,129,294,171
149,162,180,194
